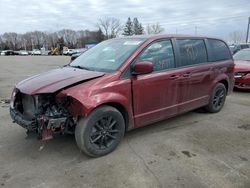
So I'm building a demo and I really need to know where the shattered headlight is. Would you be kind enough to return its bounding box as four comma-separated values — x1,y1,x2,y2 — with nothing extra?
10,88,18,108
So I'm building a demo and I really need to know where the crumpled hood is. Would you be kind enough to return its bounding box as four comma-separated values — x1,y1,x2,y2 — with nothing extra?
16,67,105,95
234,60,250,72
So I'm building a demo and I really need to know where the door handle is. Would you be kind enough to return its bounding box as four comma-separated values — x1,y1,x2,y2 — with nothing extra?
169,75,180,80
182,73,190,77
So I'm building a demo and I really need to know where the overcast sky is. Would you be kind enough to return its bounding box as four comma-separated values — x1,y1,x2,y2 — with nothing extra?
0,0,249,39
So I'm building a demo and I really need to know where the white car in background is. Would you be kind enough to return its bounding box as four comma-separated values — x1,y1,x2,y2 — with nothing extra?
31,49,41,55
19,50,29,56
63,49,75,56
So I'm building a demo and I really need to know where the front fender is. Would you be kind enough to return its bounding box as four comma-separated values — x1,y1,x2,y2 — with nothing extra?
57,77,134,129
58,91,131,117
63,92,134,130
83,92,131,116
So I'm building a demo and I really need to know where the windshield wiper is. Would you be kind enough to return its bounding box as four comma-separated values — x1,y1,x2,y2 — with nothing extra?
70,65,90,70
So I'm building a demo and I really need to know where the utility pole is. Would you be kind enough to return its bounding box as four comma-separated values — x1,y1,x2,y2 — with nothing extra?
195,26,197,35
246,17,250,43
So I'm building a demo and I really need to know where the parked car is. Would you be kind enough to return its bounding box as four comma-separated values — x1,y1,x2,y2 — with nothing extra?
70,50,87,61
229,45,235,54
1,50,17,56
19,50,29,56
70,52,82,61
63,49,75,56
72,48,87,57
10,35,234,157
232,43,250,54
31,49,41,55
233,48,250,90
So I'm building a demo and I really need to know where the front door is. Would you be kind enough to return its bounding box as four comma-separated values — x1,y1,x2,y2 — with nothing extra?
131,39,179,127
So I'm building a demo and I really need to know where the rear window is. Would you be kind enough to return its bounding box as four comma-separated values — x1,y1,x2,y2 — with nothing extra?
207,39,231,61
240,44,249,49
176,39,207,67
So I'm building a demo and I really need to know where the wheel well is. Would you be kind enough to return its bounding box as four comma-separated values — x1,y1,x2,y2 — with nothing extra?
99,102,129,131
218,80,228,92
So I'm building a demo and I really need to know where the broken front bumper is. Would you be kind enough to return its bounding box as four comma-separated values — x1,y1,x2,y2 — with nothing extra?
10,107,37,131
10,107,74,140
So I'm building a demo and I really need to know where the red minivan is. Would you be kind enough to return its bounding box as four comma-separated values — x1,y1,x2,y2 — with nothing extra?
10,35,234,157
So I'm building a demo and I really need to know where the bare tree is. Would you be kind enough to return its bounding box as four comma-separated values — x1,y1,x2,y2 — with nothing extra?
97,17,122,39
19,35,28,50
58,29,78,47
46,32,58,49
0,36,3,50
2,32,19,50
0,35,7,50
22,32,34,50
33,31,47,48
146,23,164,34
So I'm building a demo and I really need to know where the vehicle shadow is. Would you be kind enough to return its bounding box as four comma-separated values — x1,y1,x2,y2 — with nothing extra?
6,110,206,162
233,88,250,93
124,110,204,139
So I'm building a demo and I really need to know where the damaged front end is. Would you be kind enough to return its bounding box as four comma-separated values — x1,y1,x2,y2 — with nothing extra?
10,89,76,140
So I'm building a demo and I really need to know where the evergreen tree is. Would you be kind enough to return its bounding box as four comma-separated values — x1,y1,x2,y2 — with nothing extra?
138,23,144,35
123,17,133,36
133,18,144,35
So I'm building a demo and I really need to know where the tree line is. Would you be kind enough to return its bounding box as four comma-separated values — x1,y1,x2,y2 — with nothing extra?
0,17,166,51
0,29,104,51
0,16,247,51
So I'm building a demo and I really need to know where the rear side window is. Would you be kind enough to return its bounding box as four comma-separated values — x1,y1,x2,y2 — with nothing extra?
176,39,207,67
207,39,231,61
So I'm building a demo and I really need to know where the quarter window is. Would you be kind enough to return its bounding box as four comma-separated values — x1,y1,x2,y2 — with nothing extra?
135,40,175,72
207,39,231,61
176,39,207,67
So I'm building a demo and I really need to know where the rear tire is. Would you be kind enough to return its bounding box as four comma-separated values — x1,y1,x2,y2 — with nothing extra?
75,105,125,157
205,83,227,113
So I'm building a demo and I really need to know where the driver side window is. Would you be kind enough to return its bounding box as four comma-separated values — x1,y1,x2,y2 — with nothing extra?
135,40,175,72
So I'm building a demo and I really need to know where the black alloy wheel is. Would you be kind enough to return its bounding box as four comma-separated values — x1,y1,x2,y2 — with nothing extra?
212,87,225,110
205,83,227,113
90,116,119,149
75,106,125,157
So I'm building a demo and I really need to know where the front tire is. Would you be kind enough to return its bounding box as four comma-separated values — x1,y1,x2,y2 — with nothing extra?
75,106,125,157
205,83,227,113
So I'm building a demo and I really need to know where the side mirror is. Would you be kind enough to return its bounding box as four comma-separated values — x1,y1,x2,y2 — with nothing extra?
132,61,153,75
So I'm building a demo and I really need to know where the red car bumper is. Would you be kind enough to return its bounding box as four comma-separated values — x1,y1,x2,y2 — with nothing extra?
235,76,250,90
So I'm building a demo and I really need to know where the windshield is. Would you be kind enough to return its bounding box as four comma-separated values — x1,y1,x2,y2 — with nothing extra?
233,50,250,61
69,38,145,72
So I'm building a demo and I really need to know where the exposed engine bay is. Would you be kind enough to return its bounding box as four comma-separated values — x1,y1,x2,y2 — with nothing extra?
10,90,76,140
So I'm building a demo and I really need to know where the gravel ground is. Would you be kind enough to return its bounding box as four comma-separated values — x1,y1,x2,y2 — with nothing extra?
0,56,250,188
